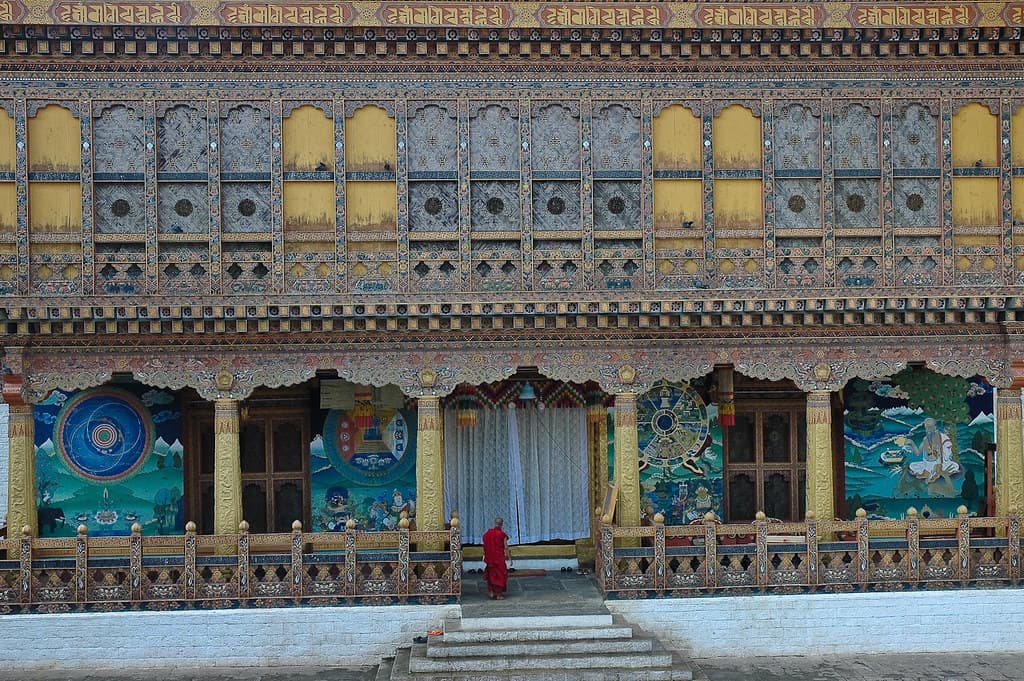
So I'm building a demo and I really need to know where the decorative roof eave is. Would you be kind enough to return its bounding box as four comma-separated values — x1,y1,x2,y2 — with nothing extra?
0,293,1017,339
7,0,1024,31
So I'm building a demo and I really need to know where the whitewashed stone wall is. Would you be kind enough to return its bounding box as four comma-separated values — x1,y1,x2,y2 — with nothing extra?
0,604,459,672
607,588,1024,657
0,403,8,529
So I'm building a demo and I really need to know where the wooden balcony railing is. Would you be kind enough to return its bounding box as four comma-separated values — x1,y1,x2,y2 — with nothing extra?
0,516,462,614
596,507,1021,598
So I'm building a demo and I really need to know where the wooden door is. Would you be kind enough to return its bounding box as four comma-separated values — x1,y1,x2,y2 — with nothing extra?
723,400,807,522
189,407,310,534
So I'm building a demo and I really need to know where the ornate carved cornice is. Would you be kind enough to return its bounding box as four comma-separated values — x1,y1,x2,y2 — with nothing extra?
7,332,1013,401
4,1,1024,63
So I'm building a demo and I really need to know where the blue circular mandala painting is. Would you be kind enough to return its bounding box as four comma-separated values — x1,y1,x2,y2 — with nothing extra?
55,388,154,481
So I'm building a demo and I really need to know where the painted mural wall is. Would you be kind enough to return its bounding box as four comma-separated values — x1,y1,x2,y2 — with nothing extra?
310,394,418,532
844,368,994,520
34,383,185,537
637,379,724,526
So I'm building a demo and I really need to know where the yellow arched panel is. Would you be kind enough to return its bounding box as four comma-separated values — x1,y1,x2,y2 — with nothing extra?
654,179,702,230
653,105,701,170
29,182,82,233
0,108,14,171
284,181,335,232
28,104,80,172
345,106,396,173
952,177,999,227
1013,105,1024,167
284,105,333,172
713,105,761,170
952,103,997,168
713,179,763,229
346,181,397,234
0,184,14,231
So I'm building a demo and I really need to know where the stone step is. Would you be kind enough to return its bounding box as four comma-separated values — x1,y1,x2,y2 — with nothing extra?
408,645,676,673
426,636,654,658
374,655,394,681
388,647,693,681
438,624,637,644
451,614,614,631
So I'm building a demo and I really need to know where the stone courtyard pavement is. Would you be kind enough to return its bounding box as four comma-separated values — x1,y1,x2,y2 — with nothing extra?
4,652,1024,681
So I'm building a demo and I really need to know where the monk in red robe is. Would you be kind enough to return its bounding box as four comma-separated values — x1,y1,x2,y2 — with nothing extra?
482,517,510,600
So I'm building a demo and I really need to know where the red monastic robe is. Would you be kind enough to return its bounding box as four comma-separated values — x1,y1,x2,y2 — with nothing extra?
482,525,509,596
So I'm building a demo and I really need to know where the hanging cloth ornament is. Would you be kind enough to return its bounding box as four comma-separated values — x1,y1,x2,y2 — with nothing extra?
717,366,735,427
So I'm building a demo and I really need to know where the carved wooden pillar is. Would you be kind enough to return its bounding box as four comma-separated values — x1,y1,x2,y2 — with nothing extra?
416,395,444,532
996,388,1024,517
613,393,641,527
213,399,243,535
805,390,835,522
6,402,37,537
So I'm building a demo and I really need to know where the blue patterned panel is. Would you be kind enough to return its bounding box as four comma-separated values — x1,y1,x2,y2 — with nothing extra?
469,103,519,173
408,103,458,174
532,181,580,232
158,183,210,235
93,104,145,175
893,103,939,170
470,181,520,231
835,179,880,229
408,181,458,232
894,178,939,227
157,105,208,175
774,104,820,171
833,103,880,170
531,102,580,173
221,182,271,233
220,104,271,174
592,103,641,173
594,181,641,232
94,183,146,234
774,179,821,229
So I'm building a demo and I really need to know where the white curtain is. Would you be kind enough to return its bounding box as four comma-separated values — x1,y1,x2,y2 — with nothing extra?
444,405,591,545
443,407,516,544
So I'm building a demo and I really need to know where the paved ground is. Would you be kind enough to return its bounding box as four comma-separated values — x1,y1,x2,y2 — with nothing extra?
692,652,1024,681
7,572,1024,680
7,653,1024,681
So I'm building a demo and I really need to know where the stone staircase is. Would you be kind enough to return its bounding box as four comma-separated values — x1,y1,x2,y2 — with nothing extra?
375,613,695,681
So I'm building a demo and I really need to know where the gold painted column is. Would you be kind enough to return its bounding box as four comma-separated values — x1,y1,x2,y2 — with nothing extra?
805,390,835,522
613,393,641,527
7,403,37,537
996,388,1024,517
213,399,243,534
416,395,444,532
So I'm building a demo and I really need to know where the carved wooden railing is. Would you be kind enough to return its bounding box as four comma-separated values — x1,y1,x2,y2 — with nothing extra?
596,507,1021,598
0,516,462,614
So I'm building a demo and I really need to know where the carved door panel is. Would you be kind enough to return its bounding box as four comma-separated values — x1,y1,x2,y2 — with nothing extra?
724,401,807,522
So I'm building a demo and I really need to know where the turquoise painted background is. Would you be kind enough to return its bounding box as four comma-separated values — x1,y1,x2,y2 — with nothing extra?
843,368,994,520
